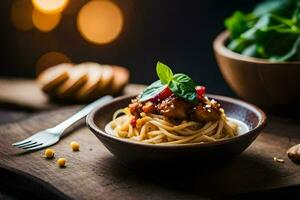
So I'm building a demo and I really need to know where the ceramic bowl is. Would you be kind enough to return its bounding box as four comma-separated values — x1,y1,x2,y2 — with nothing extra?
87,95,267,166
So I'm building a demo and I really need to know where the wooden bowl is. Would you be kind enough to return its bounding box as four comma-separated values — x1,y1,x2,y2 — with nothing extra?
213,31,300,109
86,95,267,167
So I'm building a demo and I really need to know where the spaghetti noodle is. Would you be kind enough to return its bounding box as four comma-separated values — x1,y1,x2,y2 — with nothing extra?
106,104,238,145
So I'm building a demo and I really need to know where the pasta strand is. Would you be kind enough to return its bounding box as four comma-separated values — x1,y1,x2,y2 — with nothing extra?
109,111,238,144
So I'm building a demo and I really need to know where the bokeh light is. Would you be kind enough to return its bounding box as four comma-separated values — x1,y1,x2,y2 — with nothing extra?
11,0,34,31
64,0,86,15
77,0,124,45
32,0,69,15
32,9,61,32
36,51,71,74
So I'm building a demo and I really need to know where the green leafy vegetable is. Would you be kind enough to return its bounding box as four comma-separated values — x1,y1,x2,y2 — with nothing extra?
139,62,198,102
270,36,300,61
224,11,254,39
156,62,173,84
241,14,274,41
241,44,259,57
225,0,300,61
227,38,250,53
138,80,165,102
253,0,294,17
169,74,197,102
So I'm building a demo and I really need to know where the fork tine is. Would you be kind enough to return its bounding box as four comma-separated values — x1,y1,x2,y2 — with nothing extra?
25,144,45,151
13,132,44,147
12,138,33,146
16,141,37,148
21,143,43,150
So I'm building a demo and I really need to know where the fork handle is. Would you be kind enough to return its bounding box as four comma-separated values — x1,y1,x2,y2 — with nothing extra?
54,95,113,134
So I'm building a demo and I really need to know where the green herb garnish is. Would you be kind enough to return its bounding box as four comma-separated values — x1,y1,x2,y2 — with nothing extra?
156,62,173,84
225,0,300,61
139,80,165,102
139,62,197,102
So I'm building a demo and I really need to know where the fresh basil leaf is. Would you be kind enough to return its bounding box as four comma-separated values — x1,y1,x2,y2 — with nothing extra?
139,80,165,102
140,64,198,103
156,62,173,84
169,73,197,102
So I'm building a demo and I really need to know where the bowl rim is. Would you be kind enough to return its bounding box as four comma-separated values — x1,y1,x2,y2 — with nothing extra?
213,31,300,65
86,94,267,149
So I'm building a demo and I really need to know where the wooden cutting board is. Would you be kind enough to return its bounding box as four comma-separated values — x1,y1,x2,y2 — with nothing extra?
0,78,146,110
1,107,300,199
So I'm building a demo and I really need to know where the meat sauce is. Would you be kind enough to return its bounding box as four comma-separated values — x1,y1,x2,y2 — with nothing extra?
129,95,221,123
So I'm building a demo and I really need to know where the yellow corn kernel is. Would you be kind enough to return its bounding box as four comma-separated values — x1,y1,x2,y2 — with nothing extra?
70,141,80,151
44,148,55,158
57,158,66,168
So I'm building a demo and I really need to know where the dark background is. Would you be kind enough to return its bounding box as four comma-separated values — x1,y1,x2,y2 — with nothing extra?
3,1,300,200
0,0,261,96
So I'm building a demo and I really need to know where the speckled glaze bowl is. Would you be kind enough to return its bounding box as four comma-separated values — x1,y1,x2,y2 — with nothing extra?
87,95,267,166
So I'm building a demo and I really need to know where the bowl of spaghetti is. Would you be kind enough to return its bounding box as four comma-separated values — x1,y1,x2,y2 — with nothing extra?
87,62,267,165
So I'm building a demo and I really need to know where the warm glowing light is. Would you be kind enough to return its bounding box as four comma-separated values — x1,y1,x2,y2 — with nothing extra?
64,0,86,15
32,0,69,14
11,0,34,31
32,9,61,32
77,0,124,45
36,51,71,74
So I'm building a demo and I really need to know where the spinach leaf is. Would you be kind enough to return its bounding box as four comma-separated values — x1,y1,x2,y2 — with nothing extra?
227,38,250,53
241,14,274,41
253,0,295,18
139,80,165,102
241,44,259,57
225,11,251,39
269,36,300,61
255,28,299,61
225,0,300,61
293,7,300,27
156,62,173,84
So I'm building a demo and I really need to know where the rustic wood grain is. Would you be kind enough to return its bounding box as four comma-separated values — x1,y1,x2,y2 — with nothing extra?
0,78,145,110
1,106,300,199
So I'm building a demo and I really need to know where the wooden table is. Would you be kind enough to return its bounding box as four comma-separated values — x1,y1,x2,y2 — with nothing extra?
1,79,300,200
0,78,147,200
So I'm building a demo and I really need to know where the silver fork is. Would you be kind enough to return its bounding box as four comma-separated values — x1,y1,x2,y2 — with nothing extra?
12,95,113,151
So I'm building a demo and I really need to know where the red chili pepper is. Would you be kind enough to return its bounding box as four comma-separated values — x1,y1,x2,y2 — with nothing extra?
195,86,206,99
130,117,137,127
150,86,173,103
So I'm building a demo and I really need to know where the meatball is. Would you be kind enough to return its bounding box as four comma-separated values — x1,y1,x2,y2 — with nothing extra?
128,101,143,118
158,96,192,119
191,105,220,122
142,101,156,114
129,99,157,118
